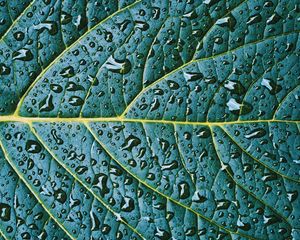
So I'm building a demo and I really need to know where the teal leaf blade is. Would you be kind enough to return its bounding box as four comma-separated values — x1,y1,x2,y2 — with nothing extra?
0,0,299,239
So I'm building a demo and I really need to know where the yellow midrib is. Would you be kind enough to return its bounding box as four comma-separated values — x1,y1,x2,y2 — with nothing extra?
0,115,298,125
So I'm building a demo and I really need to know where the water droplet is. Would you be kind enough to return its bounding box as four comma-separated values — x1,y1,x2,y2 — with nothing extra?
60,66,75,78
192,192,208,203
267,13,281,25
263,215,280,226
13,31,25,41
121,197,135,212
90,212,100,231
34,21,58,35
117,20,131,31
75,14,88,31
261,78,282,95
13,48,33,61
152,7,161,19
185,227,196,236
224,80,246,95
262,173,278,182
39,94,54,112
203,0,220,6
183,10,198,20
112,125,125,133
69,96,84,106
121,135,141,151
178,182,190,199
27,158,35,170
216,14,237,31
65,82,84,92
150,98,160,111
244,128,266,139
135,21,149,31
104,56,131,74
155,228,171,240
0,203,11,221
162,161,178,170
0,63,11,75
61,11,72,25
54,189,67,204
50,84,63,93
101,224,111,234
167,80,180,90
92,173,109,197
287,191,298,202
247,14,262,25
183,72,203,81
237,217,251,231
75,166,88,175
25,140,42,154
216,200,231,210
196,128,211,138
226,98,252,115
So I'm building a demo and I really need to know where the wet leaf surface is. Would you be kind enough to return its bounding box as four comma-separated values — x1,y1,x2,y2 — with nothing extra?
0,0,299,239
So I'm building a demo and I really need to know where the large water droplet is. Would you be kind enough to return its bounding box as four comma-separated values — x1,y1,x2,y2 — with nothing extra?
34,21,58,35
92,173,109,197
216,14,237,31
13,48,33,61
0,63,11,75
247,14,262,25
68,96,84,106
0,203,11,221
266,13,281,25
121,197,135,212
39,94,54,112
117,20,131,31
54,189,67,204
121,135,141,151
25,140,42,154
13,31,25,41
244,128,266,139
178,182,190,199
162,161,178,170
60,66,75,78
61,11,72,25
224,80,246,95
135,21,149,31
104,56,131,74
66,82,85,92
183,72,203,82
226,98,252,115
50,84,63,93
261,78,282,95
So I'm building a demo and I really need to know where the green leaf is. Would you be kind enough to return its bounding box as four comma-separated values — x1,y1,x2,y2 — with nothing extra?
0,0,299,239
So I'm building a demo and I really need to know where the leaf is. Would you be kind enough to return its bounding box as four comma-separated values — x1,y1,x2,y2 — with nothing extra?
0,0,299,239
